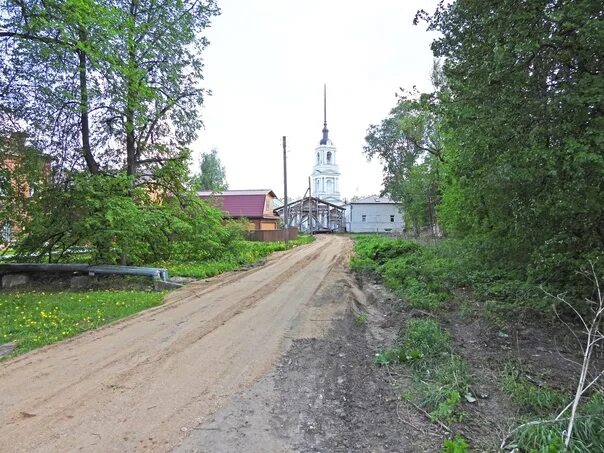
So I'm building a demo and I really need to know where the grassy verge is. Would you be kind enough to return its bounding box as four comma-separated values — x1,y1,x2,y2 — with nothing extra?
351,234,551,317
163,235,314,279
0,290,164,357
351,234,604,451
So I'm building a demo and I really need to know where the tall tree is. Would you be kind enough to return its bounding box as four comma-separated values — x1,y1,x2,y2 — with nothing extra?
364,85,443,235
418,0,604,284
196,149,228,191
0,0,219,182
0,0,113,174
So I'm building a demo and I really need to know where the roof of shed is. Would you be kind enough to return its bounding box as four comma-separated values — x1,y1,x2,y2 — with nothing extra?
198,189,278,219
198,189,277,197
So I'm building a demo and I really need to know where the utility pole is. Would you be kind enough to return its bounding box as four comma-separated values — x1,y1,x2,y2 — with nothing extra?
282,136,289,243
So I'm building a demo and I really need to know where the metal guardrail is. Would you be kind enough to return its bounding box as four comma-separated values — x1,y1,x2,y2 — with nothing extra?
0,263,169,282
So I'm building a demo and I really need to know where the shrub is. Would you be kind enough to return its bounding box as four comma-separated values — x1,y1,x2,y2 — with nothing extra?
14,173,243,265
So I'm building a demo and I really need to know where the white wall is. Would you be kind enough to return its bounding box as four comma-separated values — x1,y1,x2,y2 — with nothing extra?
345,203,405,233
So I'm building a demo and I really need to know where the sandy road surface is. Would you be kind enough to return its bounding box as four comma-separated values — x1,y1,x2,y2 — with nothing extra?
0,235,353,452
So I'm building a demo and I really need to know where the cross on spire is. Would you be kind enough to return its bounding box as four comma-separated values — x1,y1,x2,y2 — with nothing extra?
320,84,330,145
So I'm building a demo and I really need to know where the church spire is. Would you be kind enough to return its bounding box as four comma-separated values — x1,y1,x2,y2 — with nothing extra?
320,84,330,145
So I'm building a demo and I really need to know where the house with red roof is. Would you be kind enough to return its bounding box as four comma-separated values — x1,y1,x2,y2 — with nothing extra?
198,189,280,231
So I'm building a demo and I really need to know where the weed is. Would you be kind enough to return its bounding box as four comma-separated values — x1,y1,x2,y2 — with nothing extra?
431,390,462,424
441,434,469,452
505,393,604,452
374,347,423,366
402,318,451,357
164,235,314,279
501,364,568,416
412,353,471,414
354,313,368,325
379,318,471,422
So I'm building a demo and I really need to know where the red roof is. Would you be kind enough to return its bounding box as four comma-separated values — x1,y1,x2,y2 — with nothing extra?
198,190,278,219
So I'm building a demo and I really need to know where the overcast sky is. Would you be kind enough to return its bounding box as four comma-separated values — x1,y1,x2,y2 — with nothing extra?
191,0,439,200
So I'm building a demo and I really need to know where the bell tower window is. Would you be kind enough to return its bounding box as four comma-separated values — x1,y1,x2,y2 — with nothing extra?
326,151,332,163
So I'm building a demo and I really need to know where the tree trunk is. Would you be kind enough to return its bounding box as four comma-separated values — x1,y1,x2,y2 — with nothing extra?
77,28,99,175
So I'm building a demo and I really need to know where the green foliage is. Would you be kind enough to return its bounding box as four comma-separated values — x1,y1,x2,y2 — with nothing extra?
374,346,423,366
364,87,444,234
1,0,220,178
0,290,164,356
351,234,576,320
412,353,470,419
377,315,470,424
352,235,456,310
441,434,468,453
416,0,604,297
501,364,569,416
14,172,241,265
195,149,228,191
354,313,368,326
164,235,314,279
431,390,462,424
0,133,49,246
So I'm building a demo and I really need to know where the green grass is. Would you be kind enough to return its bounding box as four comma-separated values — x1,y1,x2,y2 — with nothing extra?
0,290,165,356
501,363,569,416
164,235,315,279
441,434,469,452
500,364,604,452
403,318,451,356
506,393,604,452
350,234,554,316
376,317,472,424
351,235,455,310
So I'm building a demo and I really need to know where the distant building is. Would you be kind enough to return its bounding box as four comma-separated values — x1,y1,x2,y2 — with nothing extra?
310,85,342,205
198,189,280,230
345,196,404,233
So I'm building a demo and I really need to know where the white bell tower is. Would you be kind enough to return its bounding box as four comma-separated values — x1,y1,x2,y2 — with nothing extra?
311,85,341,205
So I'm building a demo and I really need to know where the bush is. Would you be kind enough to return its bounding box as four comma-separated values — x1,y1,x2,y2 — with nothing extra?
14,173,243,265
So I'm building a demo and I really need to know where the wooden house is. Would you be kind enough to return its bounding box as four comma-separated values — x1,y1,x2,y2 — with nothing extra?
198,189,280,231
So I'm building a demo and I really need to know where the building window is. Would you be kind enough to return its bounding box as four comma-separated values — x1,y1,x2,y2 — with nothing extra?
390,215,395,222
316,152,320,164
361,215,366,222
326,151,332,163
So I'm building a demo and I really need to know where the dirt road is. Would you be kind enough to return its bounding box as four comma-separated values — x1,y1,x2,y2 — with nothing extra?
0,235,362,452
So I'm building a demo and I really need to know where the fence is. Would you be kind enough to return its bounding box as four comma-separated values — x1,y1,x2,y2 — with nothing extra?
244,228,299,242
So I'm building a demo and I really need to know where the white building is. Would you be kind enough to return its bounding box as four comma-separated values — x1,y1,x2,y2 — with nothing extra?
311,85,341,205
345,196,405,233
